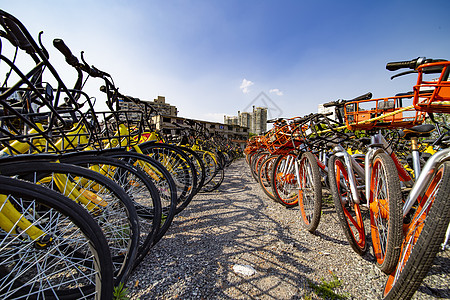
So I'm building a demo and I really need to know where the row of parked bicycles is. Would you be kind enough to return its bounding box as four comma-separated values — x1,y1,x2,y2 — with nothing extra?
0,9,240,300
245,56,450,299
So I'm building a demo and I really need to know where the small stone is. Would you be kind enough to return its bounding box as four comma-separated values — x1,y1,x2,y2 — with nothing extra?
233,264,256,276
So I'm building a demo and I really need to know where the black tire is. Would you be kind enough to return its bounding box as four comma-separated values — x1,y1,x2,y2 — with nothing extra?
60,152,162,265
178,146,206,194
328,154,367,255
0,175,113,299
137,142,197,214
0,158,139,284
258,154,279,201
197,150,218,186
383,161,450,300
271,152,299,207
101,150,177,246
202,168,225,192
298,152,322,233
251,152,269,182
369,152,403,274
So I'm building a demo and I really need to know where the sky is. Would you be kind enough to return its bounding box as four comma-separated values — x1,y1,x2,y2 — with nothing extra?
2,0,450,123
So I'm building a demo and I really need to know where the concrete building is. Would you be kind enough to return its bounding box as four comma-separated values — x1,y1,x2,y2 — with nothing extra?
238,111,251,129
224,116,239,126
251,106,267,135
224,106,267,135
152,115,249,143
118,96,178,117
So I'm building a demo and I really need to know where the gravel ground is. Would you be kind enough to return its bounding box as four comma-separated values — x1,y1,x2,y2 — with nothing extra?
128,158,449,300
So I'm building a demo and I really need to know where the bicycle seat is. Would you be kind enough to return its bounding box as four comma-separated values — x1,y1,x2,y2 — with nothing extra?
399,124,435,139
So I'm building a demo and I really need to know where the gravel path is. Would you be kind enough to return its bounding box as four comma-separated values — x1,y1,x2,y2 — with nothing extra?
129,158,449,300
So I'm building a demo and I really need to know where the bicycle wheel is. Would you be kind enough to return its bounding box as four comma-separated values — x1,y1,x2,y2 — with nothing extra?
271,152,299,207
328,154,367,255
383,161,450,300
258,154,278,201
102,151,177,246
178,146,206,194
198,150,218,187
60,152,162,264
0,175,113,299
202,167,225,192
0,159,139,284
137,142,197,214
298,152,322,233
369,152,403,274
251,152,268,182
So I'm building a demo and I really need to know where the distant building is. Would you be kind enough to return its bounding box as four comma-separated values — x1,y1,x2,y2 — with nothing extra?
239,111,251,130
224,106,267,135
119,96,178,117
224,116,239,126
251,106,267,135
151,115,249,144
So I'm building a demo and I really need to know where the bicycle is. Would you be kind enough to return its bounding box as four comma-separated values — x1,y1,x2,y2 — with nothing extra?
380,58,450,299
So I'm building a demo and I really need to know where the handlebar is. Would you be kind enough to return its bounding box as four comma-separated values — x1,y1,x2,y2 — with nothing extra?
386,57,425,71
267,118,284,124
53,38,111,79
386,57,447,71
323,92,372,108
53,38,79,66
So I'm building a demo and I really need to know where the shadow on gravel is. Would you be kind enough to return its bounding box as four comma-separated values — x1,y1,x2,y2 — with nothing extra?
129,159,322,299
312,230,349,247
129,158,449,300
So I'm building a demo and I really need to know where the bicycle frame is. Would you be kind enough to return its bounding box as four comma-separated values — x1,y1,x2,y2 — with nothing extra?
333,144,365,205
402,147,450,217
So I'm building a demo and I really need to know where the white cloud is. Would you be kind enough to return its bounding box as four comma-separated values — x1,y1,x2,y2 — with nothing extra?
269,88,283,96
240,79,254,94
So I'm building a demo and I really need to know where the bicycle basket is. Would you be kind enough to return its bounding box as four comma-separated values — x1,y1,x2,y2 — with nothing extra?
88,110,144,150
344,95,425,131
0,104,94,156
263,118,305,154
413,61,450,113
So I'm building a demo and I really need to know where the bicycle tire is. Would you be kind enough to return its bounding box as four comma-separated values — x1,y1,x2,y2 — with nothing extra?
369,152,403,274
137,142,197,214
258,154,278,201
197,150,218,186
328,154,367,255
271,152,299,207
60,152,162,264
101,150,177,246
202,167,225,192
298,152,322,233
251,152,268,182
0,175,113,299
0,158,139,284
383,161,450,300
178,146,206,194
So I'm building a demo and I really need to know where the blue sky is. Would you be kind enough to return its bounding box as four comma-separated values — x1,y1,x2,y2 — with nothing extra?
2,0,450,122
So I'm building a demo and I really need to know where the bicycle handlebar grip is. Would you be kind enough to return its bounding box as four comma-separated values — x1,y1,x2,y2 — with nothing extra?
53,38,78,66
322,101,337,108
386,58,424,71
352,92,372,101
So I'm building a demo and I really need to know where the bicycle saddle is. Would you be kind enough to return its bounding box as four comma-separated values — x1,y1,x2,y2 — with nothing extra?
399,124,435,139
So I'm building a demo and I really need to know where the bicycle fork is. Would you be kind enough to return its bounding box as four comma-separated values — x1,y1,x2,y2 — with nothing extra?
334,145,365,205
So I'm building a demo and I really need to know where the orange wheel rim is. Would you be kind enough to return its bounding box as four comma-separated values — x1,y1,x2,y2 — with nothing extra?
384,167,443,296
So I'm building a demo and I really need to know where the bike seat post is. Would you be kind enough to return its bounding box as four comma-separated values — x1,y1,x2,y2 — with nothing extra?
410,137,421,178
